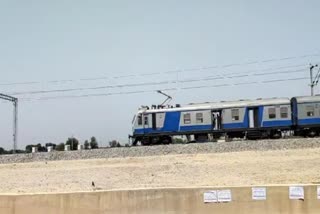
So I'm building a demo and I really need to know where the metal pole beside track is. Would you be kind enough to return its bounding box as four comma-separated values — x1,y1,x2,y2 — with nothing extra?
0,93,18,153
310,65,314,96
13,100,18,153
310,64,319,96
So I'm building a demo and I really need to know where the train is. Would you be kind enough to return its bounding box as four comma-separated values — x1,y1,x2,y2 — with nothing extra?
130,95,320,145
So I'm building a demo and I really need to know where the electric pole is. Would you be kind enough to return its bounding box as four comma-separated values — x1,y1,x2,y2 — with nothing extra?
0,93,18,153
310,64,319,96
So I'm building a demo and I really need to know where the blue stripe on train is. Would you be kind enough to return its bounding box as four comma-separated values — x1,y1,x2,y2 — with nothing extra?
134,120,293,135
179,125,212,131
135,125,213,134
262,120,292,127
223,123,247,129
298,118,320,125
134,128,146,134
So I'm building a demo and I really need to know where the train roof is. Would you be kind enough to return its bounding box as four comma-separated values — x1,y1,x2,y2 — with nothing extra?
292,95,320,103
138,97,290,114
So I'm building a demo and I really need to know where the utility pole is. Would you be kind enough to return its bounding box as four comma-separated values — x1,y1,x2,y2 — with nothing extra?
0,93,18,153
310,64,319,96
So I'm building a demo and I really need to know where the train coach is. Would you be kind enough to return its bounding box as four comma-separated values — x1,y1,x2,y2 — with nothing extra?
131,95,314,145
291,95,320,137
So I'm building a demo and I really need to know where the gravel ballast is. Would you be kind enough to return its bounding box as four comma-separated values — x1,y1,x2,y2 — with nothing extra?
1,138,320,164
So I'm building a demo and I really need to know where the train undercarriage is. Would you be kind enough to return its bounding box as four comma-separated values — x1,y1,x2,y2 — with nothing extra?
131,128,295,146
130,125,320,146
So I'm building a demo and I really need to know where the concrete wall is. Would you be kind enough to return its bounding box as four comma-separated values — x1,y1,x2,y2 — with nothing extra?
0,185,319,214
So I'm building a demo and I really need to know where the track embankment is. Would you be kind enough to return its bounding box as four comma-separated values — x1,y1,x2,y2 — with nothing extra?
1,138,320,164
0,139,318,193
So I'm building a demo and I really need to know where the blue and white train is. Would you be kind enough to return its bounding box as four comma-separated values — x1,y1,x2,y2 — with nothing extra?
131,95,320,145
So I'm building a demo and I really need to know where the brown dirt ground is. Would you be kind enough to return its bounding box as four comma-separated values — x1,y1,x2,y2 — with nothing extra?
0,147,319,194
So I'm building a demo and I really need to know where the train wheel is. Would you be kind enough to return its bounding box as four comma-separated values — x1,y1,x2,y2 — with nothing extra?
141,137,151,146
307,130,317,138
151,137,161,145
162,136,172,144
271,131,281,139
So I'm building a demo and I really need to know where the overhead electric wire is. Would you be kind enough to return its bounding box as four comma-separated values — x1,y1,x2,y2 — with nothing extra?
8,68,307,96
181,84,230,90
180,77,309,90
261,77,309,83
22,88,178,101
251,69,305,76
0,53,318,86
233,81,258,86
163,53,319,74
19,76,309,102
10,80,176,95
0,81,41,86
216,63,307,77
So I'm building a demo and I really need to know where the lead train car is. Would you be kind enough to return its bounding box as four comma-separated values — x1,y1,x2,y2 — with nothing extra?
131,97,293,145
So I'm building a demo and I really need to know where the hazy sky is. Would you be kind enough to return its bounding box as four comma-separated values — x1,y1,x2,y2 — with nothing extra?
0,0,319,149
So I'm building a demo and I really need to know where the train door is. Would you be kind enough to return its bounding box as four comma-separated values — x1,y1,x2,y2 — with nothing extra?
212,110,222,130
156,113,165,129
143,114,150,129
152,113,156,130
248,107,259,128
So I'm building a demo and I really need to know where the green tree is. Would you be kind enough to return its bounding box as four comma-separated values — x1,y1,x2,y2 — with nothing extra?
14,149,25,154
109,140,121,148
0,147,6,155
65,138,79,151
55,143,65,151
37,144,46,152
84,140,90,149
90,136,99,149
25,145,33,153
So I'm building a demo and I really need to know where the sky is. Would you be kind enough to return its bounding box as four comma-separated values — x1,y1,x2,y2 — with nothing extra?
0,0,319,149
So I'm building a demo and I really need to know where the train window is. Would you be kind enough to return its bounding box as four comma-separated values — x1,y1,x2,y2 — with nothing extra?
137,114,142,125
268,108,276,119
183,113,191,124
231,109,239,121
144,116,149,125
196,113,203,123
306,105,314,117
280,107,288,118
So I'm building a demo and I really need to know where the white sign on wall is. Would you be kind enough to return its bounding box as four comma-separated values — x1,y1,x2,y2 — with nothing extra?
317,186,320,200
204,190,232,203
204,191,218,203
217,190,232,202
252,187,267,200
289,186,304,200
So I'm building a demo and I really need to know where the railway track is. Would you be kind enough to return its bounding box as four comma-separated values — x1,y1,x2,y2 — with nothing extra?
1,138,320,164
